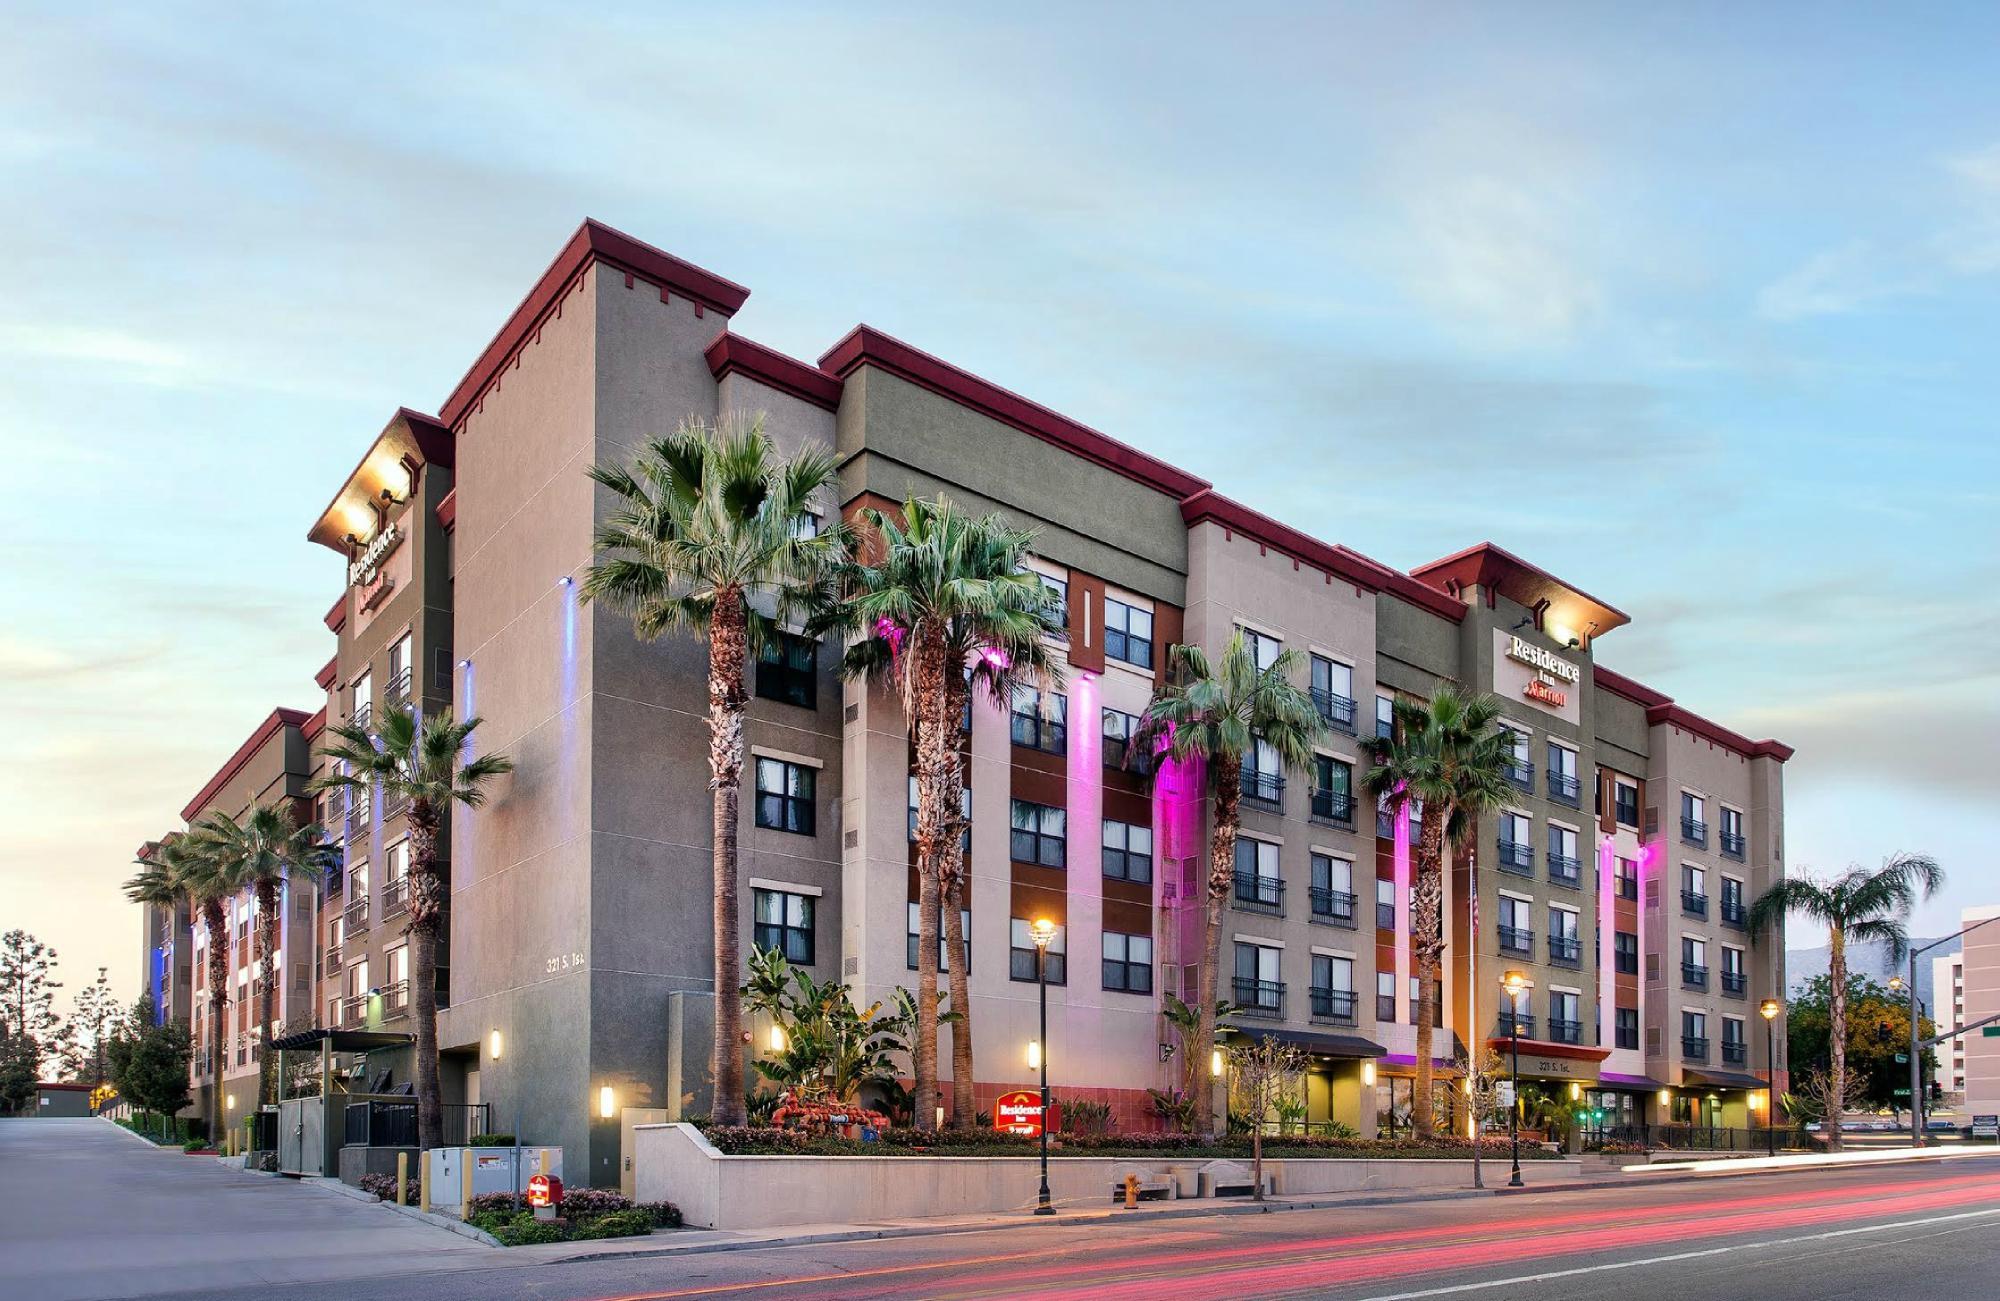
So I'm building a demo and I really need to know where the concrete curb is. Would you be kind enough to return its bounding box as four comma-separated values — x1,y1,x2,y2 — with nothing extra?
99,1118,171,1148
292,1173,502,1246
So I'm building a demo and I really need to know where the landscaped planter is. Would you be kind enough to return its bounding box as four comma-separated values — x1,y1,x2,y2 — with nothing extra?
632,1124,1584,1230
425,1146,564,1215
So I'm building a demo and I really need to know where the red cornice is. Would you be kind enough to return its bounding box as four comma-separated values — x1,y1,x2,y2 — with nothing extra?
180,707,313,823
307,408,454,551
1592,665,1670,709
1181,489,1389,593
301,707,327,742
704,330,843,411
440,219,750,430
314,656,338,691
1412,541,1630,639
324,593,347,634
818,324,1211,500
436,487,457,532
1595,667,1790,761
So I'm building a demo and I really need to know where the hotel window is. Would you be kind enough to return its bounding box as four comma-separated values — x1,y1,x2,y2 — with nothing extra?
1722,1016,1747,1063
1546,743,1579,805
1547,824,1580,887
1009,800,1067,868
1102,708,1150,774
1721,945,1747,996
387,633,413,708
1681,792,1707,845
1232,942,1283,1015
1311,754,1354,824
1615,856,1639,900
1498,811,1533,873
1377,970,1397,1022
1614,930,1638,974
1239,626,1281,672
1311,954,1356,1023
754,758,815,835
1375,694,1395,739
906,902,969,971
790,510,820,540
753,888,815,965
1241,734,1283,804
1549,907,1581,966
1010,917,1065,983
351,670,374,728
1682,864,1708,916
1682,936,1708,988
1310,852,1355,926
1501,727,1532,788
1036,572,1069,632
1615,1007,1640,1050
1101,819,1153,884
1376,877,1395,930
1720,876,1746,926
1010,685,1067,754
755,632,818,710
1548,990,1581,1044
1682,1010,1708,1059
1613,778,1640,828
1719,806,1745,857
1311,655,1356,732
1103,597,1154,670
1102,931,1154,993
1233,837,1282,909
1498,895,1534,955
906,774,971,847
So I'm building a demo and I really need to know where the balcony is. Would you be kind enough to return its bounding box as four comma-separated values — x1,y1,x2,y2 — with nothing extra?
1547,853,1581,889
1232,871,1284,914
1721,970,1747,998
1682,1035,1710,1062
323,946,343,978
1310,988,1358,1026
1313,689,1357,735
1720,899,1748,930
1682,889,1709,919
1499,925,1536,957
1240,770,1284,809
1311,788,1355,828
1681,816,1707,848
1546,771,1580,807
1548,1018,1583,1045
1376,900,1396,930
383,789,409,822
1722,1040,1747,1065
1310,887,1357,928
1498,1013,1535,1039
384,666,413,711
381,877,408,920
380,979,410,1020
344,895,370,934
352,701,374,732
1682,962,1710,991
1549,935,1582,967
339,995,368,1029
1720,829,1745,859
1503,759,1534,792
1232,978,1285,1019
1497,840,1534,876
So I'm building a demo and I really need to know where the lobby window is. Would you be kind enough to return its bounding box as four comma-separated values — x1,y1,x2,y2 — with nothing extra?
1311,655,1356,732
1010,685,1067,754
1101,819,1153,884
1233,837,1283,910
1613,778,1640,828
1311,954,1356,1024
755,632,818,710
1377,970,1397,1022
1614,930,1638,975
1010,917,1065,983
1037,572,1069,632
753,888,815,965
1102,708,1150,774
1239,625,1281,672
1615,856,1639,900
1232,941,1283,1016
1103,597,1154,670
1681,792,1707,846
1311,754,1354,824
1102,931,1154,993
1615,1007,1639,1050
1009,799,1067,868
905,902,969,972
754,758,815,836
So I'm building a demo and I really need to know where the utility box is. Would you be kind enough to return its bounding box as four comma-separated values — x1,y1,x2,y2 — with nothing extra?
425,1146,563,1215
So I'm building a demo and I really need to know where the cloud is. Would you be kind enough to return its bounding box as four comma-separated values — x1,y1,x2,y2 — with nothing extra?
1754,242,1913,321
1938,142,2000,273
0,634,169,683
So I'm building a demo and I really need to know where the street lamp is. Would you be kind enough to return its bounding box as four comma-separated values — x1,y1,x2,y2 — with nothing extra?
1030,918,1058,1217
1500,969,1531,1188
1759,998,1782,1157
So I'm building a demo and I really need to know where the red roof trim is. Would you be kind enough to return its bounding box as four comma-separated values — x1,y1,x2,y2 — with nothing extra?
324,593,347,634
1411,540,1630,634
1592,665,1670,709
314,656,338,691
818,325,1210,500
704,330,844,411
180,708,313,823
1595,667,1790,761
436,487,457,532
1181,489,1390,592
440,219,750,429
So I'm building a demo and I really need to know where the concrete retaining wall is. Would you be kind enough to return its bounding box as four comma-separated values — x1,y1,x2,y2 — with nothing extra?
633,1124,1582,1229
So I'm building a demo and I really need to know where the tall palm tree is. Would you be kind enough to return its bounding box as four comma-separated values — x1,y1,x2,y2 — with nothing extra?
1749,854,1942,1151
313,706,512,1150
1138,632,1321,1139
581,414,844,1128
825,496,1062,1129
1361,684,1515,1139
199,802,338,1108
127,834,231,1142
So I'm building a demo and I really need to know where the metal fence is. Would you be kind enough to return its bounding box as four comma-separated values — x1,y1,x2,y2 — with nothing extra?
1588,1123,1818,1152
342,1099,492,1149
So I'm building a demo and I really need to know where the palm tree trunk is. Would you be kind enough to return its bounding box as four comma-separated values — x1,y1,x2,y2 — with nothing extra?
408,806,445,1151
255,879,279,1114
944,673,975,1129
1827,927,1847,1153
1196,754,1242,1141
204,903,228,1144
1465,836,1483,1182
1411,804,1448,1137
707,593,750,1128
909,623,951,1132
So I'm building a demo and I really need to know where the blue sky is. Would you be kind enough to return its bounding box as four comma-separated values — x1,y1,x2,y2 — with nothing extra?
3,2,1995,1007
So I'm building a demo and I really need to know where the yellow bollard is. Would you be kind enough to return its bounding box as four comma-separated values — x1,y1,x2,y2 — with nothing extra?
420,1157,431,1212
396,1152,408,1206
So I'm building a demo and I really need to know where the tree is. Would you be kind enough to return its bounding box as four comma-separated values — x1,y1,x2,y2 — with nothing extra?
128,834,230,1141
314,706,511,1151
825,496,1062,1129
69,968,121,1088
1138,633,1322,1138
198,802,337,1108
1783,973,1936,1114
1361,684,1514,1137
107,995,193,1126
0,929,65,1079
1749,854,1943,1150
1457,1047,1508,1189
1223,1035,1309,1201
0,1034,37,1114
582,413,844,1129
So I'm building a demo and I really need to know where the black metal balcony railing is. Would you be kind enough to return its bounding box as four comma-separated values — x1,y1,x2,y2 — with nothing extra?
1682,889,1709,919
1721,899,1748,929
323,946,342,977
1311,788,1355,827
1548,853,1581,888
339,994,368,1029
1549,935,1582,966
1722,1040,1747,1065
1310,887,1357,927
1548,1018,1583,1045
1721,970,1748,997
1497,840,1534,875
1720,829,1746,859
380,877,408,919
1499,925,1535,956
1232,871,1284,912
380,979,410,1019
1682,962,1710,991
344,895,370,933
352,702,374,732
383,789,409,821
1313,689,1357,734
1310,988,1358,1025
1682,816,1707,847
1682,1035,1710,1062
1498,1013,1535,1039
1232,978,1285,1018
1240,770,1285,807
1376,901,1396,930
1547,771,1580,806
384,666,413,710
1503,760,1534,791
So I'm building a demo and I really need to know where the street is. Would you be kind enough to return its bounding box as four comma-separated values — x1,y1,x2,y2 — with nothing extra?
6,1119,1998,1300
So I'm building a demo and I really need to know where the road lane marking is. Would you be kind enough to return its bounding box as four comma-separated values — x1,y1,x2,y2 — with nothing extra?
1351,1206,2000,1301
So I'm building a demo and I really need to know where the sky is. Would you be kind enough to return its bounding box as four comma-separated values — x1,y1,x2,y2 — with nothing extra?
3,2,1996,1016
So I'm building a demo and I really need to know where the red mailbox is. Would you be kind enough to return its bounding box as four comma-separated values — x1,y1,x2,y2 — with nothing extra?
527,1173,563,1208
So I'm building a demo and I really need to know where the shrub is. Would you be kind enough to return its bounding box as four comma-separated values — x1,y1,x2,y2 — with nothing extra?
492,1218,568,1246
636,1200,683,1228
357,1172,418,1201
698,1125,1559,1160
253,1151,279,1172
182,1139,211,1153
469,1133,517,1147
554,1188,632,1221
569,1208,654,1240
1057,1098,1114,1137
466,1192,521,1219
469,1209,514,1233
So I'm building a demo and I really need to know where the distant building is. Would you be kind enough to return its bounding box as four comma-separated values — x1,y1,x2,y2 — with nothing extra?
1959,905,2000,1119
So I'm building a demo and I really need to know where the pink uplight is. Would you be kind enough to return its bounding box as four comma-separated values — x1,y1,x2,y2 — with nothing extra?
874,617,906,654
978,646,1012,670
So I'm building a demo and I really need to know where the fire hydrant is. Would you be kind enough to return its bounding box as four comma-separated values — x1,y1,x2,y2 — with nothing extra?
1123,1174,1140,1209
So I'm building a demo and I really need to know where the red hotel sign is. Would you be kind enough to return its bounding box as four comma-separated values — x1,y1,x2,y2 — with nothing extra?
993,1089,1044,1137
1523,679,1568,708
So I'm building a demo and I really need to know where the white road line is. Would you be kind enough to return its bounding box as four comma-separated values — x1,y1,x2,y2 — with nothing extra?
1353,1206,2000,1301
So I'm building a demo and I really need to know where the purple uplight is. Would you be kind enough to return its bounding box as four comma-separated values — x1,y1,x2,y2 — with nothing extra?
874,617,906,654
978,646,1011,670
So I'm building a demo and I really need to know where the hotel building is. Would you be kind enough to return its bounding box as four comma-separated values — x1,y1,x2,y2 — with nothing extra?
1950,905,2000,1117
145,220,1793,1180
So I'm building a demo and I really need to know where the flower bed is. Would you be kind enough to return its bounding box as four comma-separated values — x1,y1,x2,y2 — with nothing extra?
462,1190,681,1246
700,1126,1557,1160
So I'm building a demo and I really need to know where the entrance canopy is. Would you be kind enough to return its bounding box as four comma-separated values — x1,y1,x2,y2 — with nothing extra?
1231,1026,1388,1060
268,1028,413,1053
1682,1067,1768,1092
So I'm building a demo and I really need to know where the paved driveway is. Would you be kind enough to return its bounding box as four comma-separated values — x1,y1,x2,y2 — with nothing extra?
0,1118,494,1299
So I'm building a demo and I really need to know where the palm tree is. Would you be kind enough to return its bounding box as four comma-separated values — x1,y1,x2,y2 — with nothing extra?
127,833,231,1142
313,706,512,1150
1360,684,1514,1139
1138,632,1321,1138
826,496,1062,1129
198,803,338,1108
581,414,845,1128
1749,854,1942,1151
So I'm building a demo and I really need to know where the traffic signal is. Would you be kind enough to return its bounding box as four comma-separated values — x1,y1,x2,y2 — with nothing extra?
1929,1082,1943,1102
1877,1019,1894,1043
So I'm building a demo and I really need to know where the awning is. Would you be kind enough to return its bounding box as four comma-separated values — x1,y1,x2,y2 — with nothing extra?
268,1029,415,1053
1682,1068,1769,1092
1598,1072,1665,1090
1225,1025,1388,1060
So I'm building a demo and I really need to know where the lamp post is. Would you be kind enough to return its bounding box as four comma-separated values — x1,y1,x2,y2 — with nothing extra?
1759,998,1782,1157
1031,918,1057,1216
1500,969,1530,1188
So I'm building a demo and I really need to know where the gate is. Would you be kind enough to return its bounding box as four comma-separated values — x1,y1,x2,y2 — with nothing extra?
278,1097,327,1176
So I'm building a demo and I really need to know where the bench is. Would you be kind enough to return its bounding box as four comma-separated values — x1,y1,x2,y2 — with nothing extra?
1109,1175,1176,1203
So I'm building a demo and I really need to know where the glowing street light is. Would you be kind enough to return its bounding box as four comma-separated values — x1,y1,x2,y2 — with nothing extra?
1030,918,1058,1217
1499,969,1531,1188
1760,997,1783,1157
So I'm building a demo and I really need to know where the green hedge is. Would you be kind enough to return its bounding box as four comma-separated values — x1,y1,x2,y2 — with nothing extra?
700,1126,1559,1160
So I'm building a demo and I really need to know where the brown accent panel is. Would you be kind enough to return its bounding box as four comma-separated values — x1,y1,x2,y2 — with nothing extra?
1103,895,1152,936
1597,769,1616,836
1009,760,1065,808
1103,766,1148,798
1152,601,1185,687
1102,786,1151,827
1009,873,1068,927
1067,571,1106,674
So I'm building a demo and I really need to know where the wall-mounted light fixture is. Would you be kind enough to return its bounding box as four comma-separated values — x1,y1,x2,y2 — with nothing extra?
598,1085,615,1119
488,1029,504,1061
